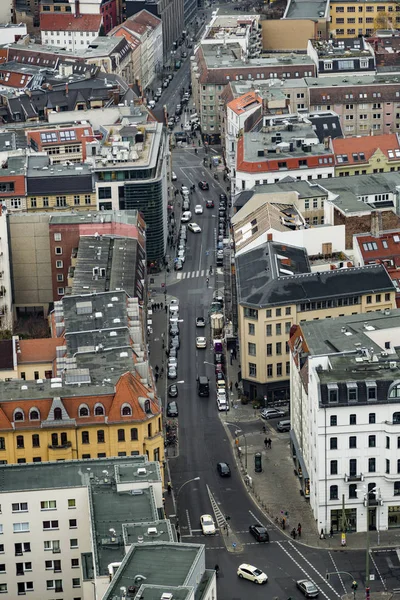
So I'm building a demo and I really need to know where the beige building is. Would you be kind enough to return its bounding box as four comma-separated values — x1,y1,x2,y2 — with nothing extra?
235,240,396,402
0,337,59,382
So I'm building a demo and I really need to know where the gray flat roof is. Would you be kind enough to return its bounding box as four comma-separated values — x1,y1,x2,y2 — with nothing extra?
27,155,93,178
243,127,328,161
284,0,329,19
202,43,314,68
123,520,173,546
49,210,139,226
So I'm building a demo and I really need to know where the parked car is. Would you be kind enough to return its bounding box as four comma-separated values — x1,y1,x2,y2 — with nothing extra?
167,366,177,379
156,87,162,95
249,524,270,543
219,193,227,202
170,337,180,350
166,401,179,417
217,462,231,477
260,408,286,420
181,211,192,222
168,357,178,369
174,259,183,271
200,514,216,535
168,384,178,398
277,419,291,432
296,580,319,598
198,181,209,190
169,346,178,359
216,396,229,412
170,324,180,336
237,564,268,584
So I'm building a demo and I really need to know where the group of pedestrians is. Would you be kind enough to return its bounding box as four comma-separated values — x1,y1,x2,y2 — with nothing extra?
151,302,164,311
264,437,272,449
291,523,302,539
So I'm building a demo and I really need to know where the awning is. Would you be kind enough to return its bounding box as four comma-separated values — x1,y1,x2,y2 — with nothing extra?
290,430,309,480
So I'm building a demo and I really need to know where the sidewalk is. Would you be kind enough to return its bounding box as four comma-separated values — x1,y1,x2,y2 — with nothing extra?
223,357,400,551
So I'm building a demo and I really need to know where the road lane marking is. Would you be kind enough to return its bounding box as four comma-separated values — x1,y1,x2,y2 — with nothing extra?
370,551,387,590
328,551,347,594
287,541,340,598
176,273,182,280
186,509,193,536
201,270,204,277
196,270,199,277
191,271,196,278
277,542,333,600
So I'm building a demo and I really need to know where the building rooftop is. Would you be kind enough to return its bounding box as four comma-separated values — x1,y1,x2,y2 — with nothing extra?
332,133,400,166
40,13,102,33
123,520,173,546
0,340,13,371
306,110,343,141
236,241,394,307
0,153,26,175
49,210,140,227
310,37,374,59
227,90,261,115
17,337,60,365
234,179,326,210
26,155,94,195
284,0,329,20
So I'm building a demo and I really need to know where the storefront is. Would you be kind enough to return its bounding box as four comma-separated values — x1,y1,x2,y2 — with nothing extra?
388,505,400,528
289,430,310,499
330,508,357,532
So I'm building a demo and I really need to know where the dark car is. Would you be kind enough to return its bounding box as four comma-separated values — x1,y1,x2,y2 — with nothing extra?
214,352,225,365
219,193,227,202
216,371,225,382
206,199,214,208
166,401,179,417
217,462,231,477
198,181,209,190
168,384,178,398
249,524,270,543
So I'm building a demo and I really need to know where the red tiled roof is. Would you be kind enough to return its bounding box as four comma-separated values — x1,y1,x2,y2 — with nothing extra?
333,133,400,165
18,338,61,364
40,13,102,32
110,27,141,50
127,9,161,31
110,371,160,423
227,91,261,115
356,231,400,268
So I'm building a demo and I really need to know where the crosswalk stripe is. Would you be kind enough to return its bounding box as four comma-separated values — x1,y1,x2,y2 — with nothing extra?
182,272,187,279
201,269,204,277
191,271,195,278
196,270,199,277
176,273,182,280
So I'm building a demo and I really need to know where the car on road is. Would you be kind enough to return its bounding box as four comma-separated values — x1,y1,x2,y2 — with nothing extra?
181,185,189,194
167,366,177,379
206,199,214,208
260,408,286,420
183,200,190,211
217,462,231,477
196,337,207,349
166,401,179,417
200,514,216,535
249,524,270,542
296,580,319,598
188,222,201,233
174,259,183,271
148,100,155,109
277,419,291,432
196,317,205,327
237,564,268,584
194,204,203,214
216,396,229,411
168,384,178,398
163,79,169,88
181,211,192,222
198,181,209,190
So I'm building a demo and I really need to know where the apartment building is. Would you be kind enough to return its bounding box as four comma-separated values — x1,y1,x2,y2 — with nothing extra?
0,207,12,332
40,13,103,51
307,38,376,76
26,123,95,164
191,43,316,143
306,74,400,136
0,455,214,600
40,0,121,34
236,241,396,401
330,0,400,38
233,114,335,194
0,337,60,381
290,310,400,533
332,133,400,176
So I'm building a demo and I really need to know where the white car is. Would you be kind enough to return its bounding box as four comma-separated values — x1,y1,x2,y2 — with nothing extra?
188,222,201,233
217,396,229,412
237,563,268,584
195,205,203,214
177,251,185,263
200,514,216,535
169,314,179,324
196,337,207,349
181,211,192,223
157,87,162,95
172,172,177,181
168,357,178,369
181,186,189,195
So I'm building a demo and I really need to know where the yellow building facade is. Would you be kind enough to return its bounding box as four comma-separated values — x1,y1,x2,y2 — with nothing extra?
330,0,400,37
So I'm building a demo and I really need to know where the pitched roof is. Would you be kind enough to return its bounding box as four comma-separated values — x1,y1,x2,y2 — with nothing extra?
127,9,161,31
110,371,160,423
40,13,102,32
18,338,62,365
332,133,400,166
355,231,400,268
227,91,261,115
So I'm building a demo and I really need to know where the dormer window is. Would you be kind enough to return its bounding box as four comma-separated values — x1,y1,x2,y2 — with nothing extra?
347,382,357,403
79,405,89,417
121,405,132,417
144,400,151,414
366,381,377,401
14,410,24,421
327,383,338,403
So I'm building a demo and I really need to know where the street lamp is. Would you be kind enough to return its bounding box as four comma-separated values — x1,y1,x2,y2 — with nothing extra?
176,476,200,501
235,428,247,470
356,485,379,600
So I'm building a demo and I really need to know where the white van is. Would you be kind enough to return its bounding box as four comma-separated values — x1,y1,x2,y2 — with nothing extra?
181,211,192,222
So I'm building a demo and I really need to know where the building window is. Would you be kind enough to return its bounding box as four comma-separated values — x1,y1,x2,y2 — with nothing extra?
394,482,400,496
276,363,282,376
13,522,29,533
12,503,28,513
347,383,357,403
369,413,376,424
330,437,337,450
248,342,256,356
249,363,257,377
79,405,89,417
16,436,24,449
244,307,258,319
55,247,62,255
330,415,337,426
97,430,105,443
349,436,357,448
369,458,376,472
121,405,132,417
248,323,255,335
32,435,40,448
330,485,338,500
349,484,357,499
349,414,356,425
369,435,376,448
81,431,89,444
386,459,390,474
118,429,125,442
266,324,272,337
276,323,282,335
131,428,138,441
56,196,66,207
56,260,63,269
74,195,80,205
330,460,338,475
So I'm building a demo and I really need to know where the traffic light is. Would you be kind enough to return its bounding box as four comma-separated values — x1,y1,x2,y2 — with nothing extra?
351,581,358,590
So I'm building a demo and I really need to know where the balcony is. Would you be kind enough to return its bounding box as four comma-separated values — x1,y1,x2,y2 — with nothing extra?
344,473,364,482
48,441,72,450
145,430,163,442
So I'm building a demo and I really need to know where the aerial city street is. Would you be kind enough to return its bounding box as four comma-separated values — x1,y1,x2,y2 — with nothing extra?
2,0,400,598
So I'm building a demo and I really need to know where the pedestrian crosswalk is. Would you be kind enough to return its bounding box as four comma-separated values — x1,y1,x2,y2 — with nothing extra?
176,269,207,280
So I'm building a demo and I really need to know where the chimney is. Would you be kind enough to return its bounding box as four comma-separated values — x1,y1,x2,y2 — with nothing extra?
267,233,273,242
65,83,68,96
75,0,80,17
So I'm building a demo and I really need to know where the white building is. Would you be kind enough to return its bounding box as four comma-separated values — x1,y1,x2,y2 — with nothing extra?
0,0,13,25
0,23,27,45
40,13,102,52
290,310,400,534
201,12,262,58
0,205,12,331
0,456,216,599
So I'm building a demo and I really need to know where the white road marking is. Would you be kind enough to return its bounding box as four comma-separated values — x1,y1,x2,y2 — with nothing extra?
176,273,182,280
249,509,261,523
287,541,340,598
277,542,333,600
369,551,387,590
191,271,196,278
201,269,204,277
182,272,187,279
329,552,347,594
196,270,199,277
186,509,193,536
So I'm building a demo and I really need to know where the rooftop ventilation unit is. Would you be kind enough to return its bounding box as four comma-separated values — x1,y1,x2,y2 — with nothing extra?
137,467,147,476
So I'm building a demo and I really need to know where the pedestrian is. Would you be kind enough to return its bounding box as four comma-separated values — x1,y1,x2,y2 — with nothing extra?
177,530,181,542
230,348,233,365
297,523,302,538
155,365,159,372
233,347,237,360
166,348,169,357
155,372,159,383
264,437,268,448
229,381,233,392
320,528,325,540
262,424,266,434
329,526,334,538
291,528,297,539
167,481,172,494
160,302,163,310
165,305,168,313
268,438,272,449
281,518,286,530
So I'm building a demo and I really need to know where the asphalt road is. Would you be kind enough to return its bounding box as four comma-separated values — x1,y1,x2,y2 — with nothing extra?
161,76,400,600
